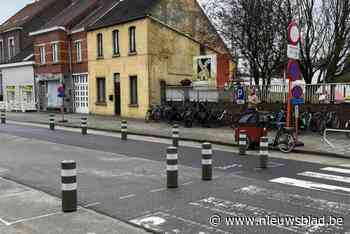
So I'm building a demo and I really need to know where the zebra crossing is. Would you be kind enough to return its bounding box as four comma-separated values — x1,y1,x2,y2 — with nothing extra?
269,164,350,196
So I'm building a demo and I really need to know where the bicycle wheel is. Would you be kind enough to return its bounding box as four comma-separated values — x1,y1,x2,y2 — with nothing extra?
277,133,295,153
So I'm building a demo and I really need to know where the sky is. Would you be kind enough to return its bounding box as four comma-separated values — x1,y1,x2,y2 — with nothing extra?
0,0,34,24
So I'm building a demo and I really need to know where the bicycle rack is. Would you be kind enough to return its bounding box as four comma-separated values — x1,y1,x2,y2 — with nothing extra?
323,128,350,149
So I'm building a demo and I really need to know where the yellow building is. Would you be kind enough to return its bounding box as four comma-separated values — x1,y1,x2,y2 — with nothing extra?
87,0,230,118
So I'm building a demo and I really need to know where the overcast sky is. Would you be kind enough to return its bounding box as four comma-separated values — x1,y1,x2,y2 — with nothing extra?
0,0,34,24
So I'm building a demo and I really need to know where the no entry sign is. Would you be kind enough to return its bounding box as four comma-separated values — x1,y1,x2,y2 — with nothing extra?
292,85,303,99
288,21,300,45
287,60,301,81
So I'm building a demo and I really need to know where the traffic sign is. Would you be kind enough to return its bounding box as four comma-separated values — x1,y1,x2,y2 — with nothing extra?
292,85,303,99
288,60,301,81
236,86,245,104
287,45,300,60
58,86,65,98
288,21,300,45
291,98,304,105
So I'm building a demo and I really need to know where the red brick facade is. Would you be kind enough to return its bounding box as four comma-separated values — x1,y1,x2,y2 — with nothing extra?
34,30,87,75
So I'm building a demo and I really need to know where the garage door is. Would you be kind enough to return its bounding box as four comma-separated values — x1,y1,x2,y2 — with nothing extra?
73,74,89,114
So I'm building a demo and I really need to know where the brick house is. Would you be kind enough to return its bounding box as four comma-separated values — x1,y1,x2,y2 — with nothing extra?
0,0,72,108
30,0,119,113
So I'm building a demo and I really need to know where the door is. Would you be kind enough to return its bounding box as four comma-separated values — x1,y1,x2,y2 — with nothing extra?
73,74,89,114
47,80,60,108
114,73,121,115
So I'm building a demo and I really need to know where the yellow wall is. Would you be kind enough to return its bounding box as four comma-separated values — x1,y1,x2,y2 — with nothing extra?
87,17,216,118
147,18,215,105
87,19,149,118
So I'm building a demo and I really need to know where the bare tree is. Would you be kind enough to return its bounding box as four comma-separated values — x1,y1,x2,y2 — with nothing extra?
202,0,291,85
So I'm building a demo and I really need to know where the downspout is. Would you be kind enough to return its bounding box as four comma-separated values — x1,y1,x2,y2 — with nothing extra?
68,35,73,113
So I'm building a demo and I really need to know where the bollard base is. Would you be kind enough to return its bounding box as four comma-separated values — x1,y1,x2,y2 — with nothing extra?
62,191,77,213
260,155,268,169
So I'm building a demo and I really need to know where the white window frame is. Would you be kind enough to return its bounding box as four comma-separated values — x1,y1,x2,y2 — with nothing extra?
75,40,82,63
0,40,3,62
39,46,46,64
51,42,58,63
8,37,15,59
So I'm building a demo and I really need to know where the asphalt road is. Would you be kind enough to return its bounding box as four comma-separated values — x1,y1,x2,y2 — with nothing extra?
0,123,349,234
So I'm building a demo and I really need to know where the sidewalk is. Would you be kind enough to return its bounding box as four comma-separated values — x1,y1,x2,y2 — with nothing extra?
4,112,350,158
0,176,150,234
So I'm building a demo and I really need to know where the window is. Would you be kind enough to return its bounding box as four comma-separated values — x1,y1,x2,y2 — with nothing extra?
51,43,58,63
0,40,3,62
97,33,103,57
8,37,15,59
129,27,136,53
39,46,46,64
112,30,119,55
75,41,82,62
129,76,138,105
96,77,106,103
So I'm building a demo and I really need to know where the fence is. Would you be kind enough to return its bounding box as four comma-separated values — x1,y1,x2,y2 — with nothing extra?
0,101,37,112
166,83,350,104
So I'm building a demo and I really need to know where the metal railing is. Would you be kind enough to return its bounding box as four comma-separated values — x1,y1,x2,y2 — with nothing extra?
323,128,350,149
166,83,350,104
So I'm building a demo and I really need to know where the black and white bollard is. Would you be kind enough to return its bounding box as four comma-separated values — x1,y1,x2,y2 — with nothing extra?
172,124,179,147
81,117,87,135
61,160,77,212
121,120,128,140
239,130,247,155
202,142,213,181
167,146,178,188
1,111,5,124
259,137,269,169
49,114,55,131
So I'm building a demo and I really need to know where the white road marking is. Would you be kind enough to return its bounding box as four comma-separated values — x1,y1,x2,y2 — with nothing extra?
84,202,101,208
181,181,193,186
234,185,350,215
119,194,136,200
321,167,350,175
8,211,62,225
298,171,350,184
150,188,166,193
0,217,11,226
270,177,350,194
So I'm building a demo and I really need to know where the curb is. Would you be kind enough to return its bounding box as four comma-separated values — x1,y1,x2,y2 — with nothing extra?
6,119,350,160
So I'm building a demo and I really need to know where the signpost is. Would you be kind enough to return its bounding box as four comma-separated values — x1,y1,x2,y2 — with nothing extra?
57,85,67,123
286,21,303,146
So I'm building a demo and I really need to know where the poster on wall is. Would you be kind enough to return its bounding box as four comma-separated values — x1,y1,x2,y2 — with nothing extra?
193,55,217,87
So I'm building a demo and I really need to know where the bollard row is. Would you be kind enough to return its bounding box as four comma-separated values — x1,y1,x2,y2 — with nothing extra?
1,111,5,124
81,117,88,135
166,146,178,188
172,124,179,147
201,143,212,181
49,114,55,131
239,130,247,155
259,137,269,169
121,120,128,140
61,160,77,212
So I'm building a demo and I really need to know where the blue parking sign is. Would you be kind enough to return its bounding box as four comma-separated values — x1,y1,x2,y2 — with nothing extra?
236,86,245,104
